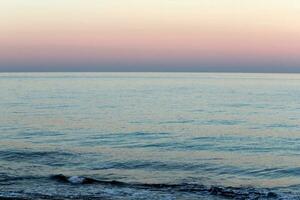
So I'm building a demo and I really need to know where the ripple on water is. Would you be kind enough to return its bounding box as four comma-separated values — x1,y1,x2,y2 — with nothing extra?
0,150,83,167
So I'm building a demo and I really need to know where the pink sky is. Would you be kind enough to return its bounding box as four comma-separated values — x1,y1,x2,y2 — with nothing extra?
1,0,300,72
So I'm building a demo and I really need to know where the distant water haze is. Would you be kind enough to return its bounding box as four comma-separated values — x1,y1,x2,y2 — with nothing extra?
1,0,300,72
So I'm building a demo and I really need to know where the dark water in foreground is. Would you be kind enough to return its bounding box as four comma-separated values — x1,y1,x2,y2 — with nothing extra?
0,73,300,199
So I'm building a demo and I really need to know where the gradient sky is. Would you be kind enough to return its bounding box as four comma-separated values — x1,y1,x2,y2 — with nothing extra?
1,0,300,72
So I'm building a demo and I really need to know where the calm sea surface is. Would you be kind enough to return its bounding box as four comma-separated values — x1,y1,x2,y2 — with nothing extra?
0,73,300,199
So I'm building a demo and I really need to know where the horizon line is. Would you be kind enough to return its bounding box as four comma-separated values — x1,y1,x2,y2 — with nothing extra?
0,71,300,74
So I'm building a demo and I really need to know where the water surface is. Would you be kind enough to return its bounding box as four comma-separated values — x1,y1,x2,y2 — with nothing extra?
0,73,300,199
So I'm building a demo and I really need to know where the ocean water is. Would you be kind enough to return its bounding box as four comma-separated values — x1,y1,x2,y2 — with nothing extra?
0,72,300,199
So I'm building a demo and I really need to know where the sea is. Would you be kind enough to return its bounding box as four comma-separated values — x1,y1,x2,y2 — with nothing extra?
0,73,300,199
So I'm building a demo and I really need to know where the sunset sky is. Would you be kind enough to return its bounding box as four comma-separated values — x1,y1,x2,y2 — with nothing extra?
1,0,300,72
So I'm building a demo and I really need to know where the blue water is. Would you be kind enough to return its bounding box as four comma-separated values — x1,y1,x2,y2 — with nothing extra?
0,73,300,199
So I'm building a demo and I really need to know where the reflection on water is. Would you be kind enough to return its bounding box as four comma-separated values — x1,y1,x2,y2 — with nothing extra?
0,73,300,199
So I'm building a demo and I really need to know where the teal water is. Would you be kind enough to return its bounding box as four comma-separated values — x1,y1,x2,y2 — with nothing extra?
0,73,300,199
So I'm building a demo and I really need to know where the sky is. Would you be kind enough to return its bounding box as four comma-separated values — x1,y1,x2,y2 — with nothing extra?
0,0,300,72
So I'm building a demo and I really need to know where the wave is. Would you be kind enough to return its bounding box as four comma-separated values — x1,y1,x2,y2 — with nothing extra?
1,174,299,199
50,174,281,199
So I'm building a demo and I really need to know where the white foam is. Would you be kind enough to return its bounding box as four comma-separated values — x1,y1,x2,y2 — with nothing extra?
68,176,85,184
